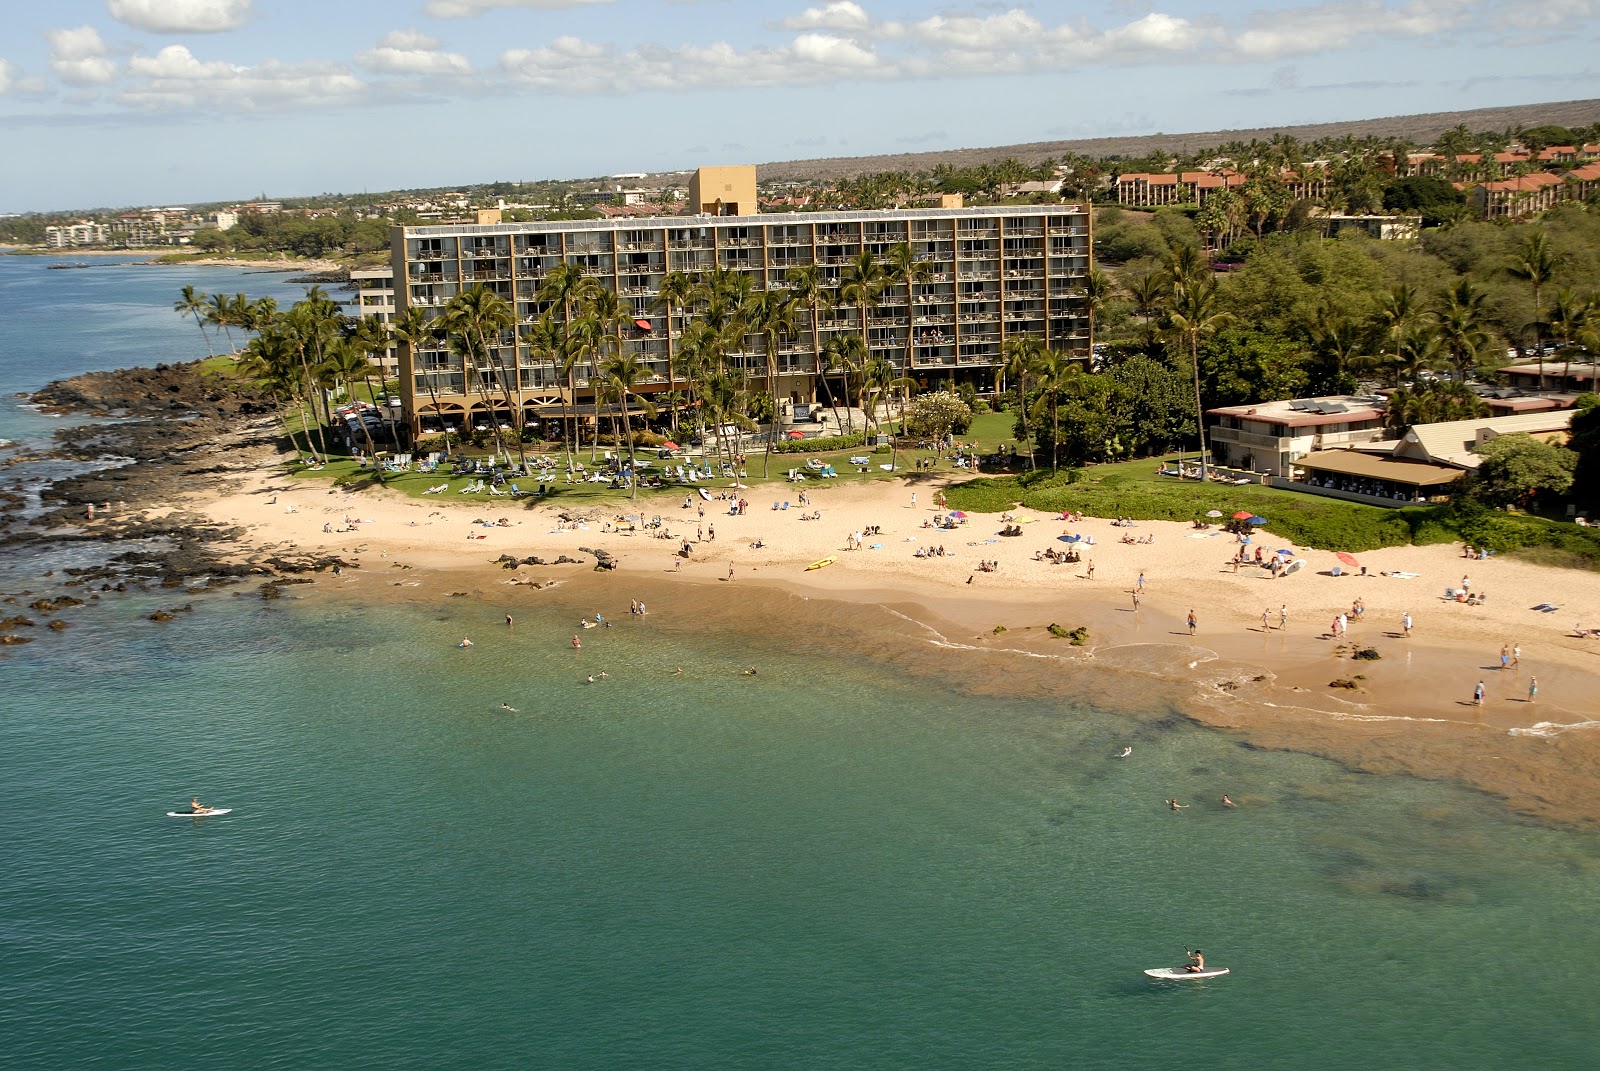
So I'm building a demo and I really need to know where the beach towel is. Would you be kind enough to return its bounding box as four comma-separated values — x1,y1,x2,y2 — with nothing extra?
1533,603,1560,613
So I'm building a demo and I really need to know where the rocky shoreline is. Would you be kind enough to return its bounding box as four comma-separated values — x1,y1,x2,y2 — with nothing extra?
1,362,351,646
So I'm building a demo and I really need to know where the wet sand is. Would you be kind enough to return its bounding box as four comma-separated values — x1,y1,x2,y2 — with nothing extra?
198,466,1600,826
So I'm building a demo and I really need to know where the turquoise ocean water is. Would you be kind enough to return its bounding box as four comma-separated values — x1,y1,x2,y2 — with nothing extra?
3,256,1600,1069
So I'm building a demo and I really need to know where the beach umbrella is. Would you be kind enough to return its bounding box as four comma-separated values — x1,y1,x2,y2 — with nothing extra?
1231,510,1253,520
1336,552,1361,569
1276,548,1294,557
1247,515,1267,525
949,510,967,519
1205,510,1223,518
787,430,805,439
1060,534,1081,543
661,440,680,450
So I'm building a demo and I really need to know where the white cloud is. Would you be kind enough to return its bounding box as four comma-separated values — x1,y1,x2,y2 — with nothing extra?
0,59,13,94
121,44,366,110
356,29,473,75
106,0,253,34
501,30,885,93
47,26,118,86
425,0,614,17
778,2,871,31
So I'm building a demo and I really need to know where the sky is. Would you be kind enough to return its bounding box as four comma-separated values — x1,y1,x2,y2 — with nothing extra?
1,0,1598,213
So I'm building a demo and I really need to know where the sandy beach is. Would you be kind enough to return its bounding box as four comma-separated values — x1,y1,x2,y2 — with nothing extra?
195,463,1600,824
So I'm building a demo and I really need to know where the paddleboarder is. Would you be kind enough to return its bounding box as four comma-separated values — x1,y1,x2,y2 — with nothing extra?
1186,949,1206,973
188,797,206,814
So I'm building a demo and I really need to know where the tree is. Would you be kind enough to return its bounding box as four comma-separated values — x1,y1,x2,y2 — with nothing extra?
598,350,658,500
393,305,449,452
1167,274,1232,480
1472,432,1577,507
1382,177,1467,227
206,292,239,353
441,284,520,468
820,333,866,434
1001,335,1043,469
1506,228,1560,389
537,263,600,464
838,248,888,355
174,286,215,358
904,390,973,441
1027,349,1080,471
651,270,695,431
1568,396,1600,509
1433,278,1492,382
751,289,800,477
886,242,933,375
1083,268,1114,353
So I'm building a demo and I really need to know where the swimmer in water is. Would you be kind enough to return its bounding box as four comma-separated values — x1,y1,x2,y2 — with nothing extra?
1221,794,1237,808
1165,798,1187,811
1118,746,1133,758
586,674,595,684
743,667,758,676
459,638,474,648
571,635,581,649
500,703,517,712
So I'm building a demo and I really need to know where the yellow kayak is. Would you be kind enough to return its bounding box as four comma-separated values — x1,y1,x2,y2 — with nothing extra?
806,557,836,571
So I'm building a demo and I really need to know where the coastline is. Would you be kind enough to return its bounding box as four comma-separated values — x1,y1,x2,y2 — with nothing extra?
182,458,1600,826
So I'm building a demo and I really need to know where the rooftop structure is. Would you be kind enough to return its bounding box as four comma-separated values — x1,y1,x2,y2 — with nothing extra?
390,203,1092,437
1394,410,1575,470
687,166,757,217
1206,396,1387,477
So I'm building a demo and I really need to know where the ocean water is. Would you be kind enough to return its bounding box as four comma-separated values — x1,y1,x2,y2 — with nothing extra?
4,255,1600,1068
0,254,312,443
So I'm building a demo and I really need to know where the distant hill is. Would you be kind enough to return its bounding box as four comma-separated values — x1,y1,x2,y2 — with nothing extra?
729,99,1600,183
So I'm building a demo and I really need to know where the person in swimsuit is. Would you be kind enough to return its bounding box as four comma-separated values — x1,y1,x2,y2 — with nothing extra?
189,797,206,814
1186,949,1206,973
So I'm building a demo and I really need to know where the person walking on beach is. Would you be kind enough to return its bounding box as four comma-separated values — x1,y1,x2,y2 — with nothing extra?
1086,560,1095,579
1188,609,1197,635
1261,608,1270,631
1132,591,1141,612
728,562,736,581
1403,611,1413,638
1137,571,1146,592
911,491,917,508
1512,643,1521,668
708,523,715,542
1473,680,1485,706
1500,644,1510,671
1279,605,1288,630
1528,676,1538,704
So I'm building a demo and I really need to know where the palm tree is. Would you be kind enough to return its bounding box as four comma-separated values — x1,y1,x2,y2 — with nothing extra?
441,284,520,467
1166,274,1232,482
1433,278,1491,383
354,315,401,452
206,292,239,353
651,270,695,431
326,335,384,473
886,242,932,375
393,305,450,452
598,351,658,500
1000,335,1043,469
751,289,800,476
838,248,888,359
1082,268,1114,355
174,286,215,358
1028,349,1078,471
1507,228,1559,389
1127,273,1166,342
237,327,310,453
537,263,600,462
821,333,867,435
1375,284,1421,374
785,263,835,422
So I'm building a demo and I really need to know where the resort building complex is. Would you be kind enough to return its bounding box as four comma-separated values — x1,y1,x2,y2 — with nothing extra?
388,188,1092,436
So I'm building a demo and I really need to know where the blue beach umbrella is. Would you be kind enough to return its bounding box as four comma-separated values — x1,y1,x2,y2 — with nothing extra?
1059,534,1082,543
1276,548,1294,557
1247,515,1267,525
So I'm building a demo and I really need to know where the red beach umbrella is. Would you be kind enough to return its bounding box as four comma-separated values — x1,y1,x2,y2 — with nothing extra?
1231,510,1253,520
787,430,805,439
1335,552,1361,569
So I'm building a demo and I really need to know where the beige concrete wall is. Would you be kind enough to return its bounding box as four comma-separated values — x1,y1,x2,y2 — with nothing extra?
688,165,757,216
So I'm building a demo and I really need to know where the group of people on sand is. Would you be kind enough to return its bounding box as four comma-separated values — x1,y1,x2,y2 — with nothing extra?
914,545,949,558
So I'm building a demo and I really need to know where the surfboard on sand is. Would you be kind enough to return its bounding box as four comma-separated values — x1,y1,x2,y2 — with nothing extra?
806,557,836,571
698,487,713,501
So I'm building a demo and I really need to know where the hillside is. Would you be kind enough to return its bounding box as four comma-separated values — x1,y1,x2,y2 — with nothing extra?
737,98,1600,183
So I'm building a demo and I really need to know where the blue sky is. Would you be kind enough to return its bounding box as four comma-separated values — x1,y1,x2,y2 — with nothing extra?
2,0,1598,212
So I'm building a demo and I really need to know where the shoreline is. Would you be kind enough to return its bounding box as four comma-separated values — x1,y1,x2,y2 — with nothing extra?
187,456,1600,826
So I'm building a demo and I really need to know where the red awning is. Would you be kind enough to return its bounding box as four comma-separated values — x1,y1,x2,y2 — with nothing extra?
634,318,652,331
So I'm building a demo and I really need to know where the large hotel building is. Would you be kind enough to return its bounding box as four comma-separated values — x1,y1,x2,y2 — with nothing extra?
388,167,1092,437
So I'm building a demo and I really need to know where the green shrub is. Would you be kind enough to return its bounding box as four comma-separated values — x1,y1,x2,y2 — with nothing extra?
772,432,867,455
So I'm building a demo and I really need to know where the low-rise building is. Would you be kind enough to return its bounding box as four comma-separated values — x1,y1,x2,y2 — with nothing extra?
1498,361,1599,393
1325,214,1421,241
1471,173,1565,219
1206,396,1387,476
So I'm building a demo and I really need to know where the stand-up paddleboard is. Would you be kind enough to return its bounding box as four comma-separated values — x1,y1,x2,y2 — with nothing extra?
167,808,231,818
1282,558,1305,576
806,557,836,571
698,487,713,502
1144,966,1229,980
